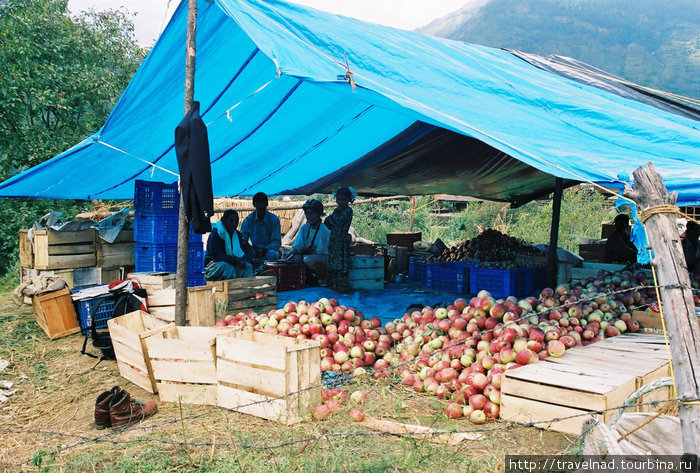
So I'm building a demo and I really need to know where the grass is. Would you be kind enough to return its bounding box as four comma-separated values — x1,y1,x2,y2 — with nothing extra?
0,289,576,473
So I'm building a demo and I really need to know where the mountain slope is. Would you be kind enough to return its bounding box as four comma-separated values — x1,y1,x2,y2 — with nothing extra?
420,0,700,99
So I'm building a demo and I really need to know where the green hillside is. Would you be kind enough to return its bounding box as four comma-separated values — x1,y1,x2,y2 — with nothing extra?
420,0,700,99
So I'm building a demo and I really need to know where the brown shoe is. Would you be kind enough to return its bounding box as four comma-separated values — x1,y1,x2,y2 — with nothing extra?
109,389,158,431
95,385,120,429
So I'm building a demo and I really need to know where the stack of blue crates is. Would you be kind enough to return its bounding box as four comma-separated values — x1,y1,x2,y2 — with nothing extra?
133,180,205,286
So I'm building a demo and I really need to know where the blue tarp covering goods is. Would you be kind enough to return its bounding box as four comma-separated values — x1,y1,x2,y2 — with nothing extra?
0,0,698,205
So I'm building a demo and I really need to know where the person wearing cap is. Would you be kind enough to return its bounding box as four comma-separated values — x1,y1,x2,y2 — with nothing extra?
682,221,699,275
287,199,330,284
204,209,254,281
325,186,355,292
240,192,282,262
604,214,637,263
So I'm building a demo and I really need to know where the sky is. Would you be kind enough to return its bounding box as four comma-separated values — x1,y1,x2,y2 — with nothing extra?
67,0,468,46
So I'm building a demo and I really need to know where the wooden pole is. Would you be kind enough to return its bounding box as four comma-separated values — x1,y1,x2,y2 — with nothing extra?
546,178,563,288
627,163,700,457
175,0,198,326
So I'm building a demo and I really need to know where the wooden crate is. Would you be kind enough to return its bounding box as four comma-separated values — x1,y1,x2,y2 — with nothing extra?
19,229,33,267
96,229,134,267
108,310,175,393
226,276,278,316
349,256,384,291
500,334,671,435
570,262,626,283
145,326,234,405
386,231,421,250
97,266,134,285
632,310,700,333
33,287,81,339
577,243,606,263
141,283,221,326
33,229,97,270
127,272,176,290
217,330,321,424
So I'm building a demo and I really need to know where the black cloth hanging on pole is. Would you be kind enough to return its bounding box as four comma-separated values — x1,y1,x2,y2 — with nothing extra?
175,101,214,234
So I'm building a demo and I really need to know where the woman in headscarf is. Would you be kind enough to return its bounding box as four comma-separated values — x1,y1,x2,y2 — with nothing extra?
325,187,355,292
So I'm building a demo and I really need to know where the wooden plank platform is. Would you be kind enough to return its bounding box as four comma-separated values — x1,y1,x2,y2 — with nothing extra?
500,334,671,435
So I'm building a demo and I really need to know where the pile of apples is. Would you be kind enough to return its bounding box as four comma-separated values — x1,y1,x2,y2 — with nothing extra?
217,297,392,376
221,268,656,424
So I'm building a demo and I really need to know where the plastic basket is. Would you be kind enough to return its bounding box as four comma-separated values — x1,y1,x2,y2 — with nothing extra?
134,212,202,244
522,265,547,296
134,180,179,214
264,263,306,291
188,272,205,287
469,267,528,298
408,258,428,284
135,243,205,273
425,262,470,293
75,296,116,334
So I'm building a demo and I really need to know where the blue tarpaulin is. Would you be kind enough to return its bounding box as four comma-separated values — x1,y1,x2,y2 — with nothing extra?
0,0,698,204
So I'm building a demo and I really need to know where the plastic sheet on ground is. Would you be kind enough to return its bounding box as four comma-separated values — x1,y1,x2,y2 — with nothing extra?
278,282,468,324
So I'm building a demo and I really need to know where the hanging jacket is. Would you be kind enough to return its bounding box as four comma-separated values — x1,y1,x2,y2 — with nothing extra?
175,101,214,234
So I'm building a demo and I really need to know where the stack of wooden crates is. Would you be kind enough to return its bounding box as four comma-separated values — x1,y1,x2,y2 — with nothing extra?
19,227,135,289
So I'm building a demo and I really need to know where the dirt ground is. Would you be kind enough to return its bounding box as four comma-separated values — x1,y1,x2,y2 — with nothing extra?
0,294,574,473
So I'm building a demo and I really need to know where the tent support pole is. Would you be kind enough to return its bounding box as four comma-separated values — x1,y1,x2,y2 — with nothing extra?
546,177,563,288
175,0,198,327
627,163,700,458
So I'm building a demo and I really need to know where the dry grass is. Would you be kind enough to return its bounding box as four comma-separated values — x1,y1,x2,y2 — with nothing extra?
0,293,576,473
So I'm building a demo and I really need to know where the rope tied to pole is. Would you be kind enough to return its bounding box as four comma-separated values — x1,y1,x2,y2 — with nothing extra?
639,204,681,223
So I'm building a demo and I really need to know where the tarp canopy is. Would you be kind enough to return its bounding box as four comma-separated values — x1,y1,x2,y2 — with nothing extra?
1,0,699,205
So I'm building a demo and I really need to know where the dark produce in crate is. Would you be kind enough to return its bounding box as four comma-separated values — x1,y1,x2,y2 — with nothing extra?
434,229,544,267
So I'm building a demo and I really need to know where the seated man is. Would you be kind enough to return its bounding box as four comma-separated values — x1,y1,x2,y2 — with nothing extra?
286,199,330,284
604,214,637,263
204,209,254,281
240,192,281,261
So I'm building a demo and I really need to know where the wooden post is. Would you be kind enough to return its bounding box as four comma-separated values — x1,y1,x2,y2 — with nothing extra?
175,0,198,326
627,163,700,457
409,196,416,232
547,178,563,288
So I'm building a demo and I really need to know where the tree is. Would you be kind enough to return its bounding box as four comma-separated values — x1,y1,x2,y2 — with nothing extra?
0,0,145,179
0,0,145,278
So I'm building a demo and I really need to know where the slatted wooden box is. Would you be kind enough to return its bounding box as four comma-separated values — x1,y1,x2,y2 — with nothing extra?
141,282,227,326
33,229,97,270
632,309,700,333
145,326,234,405
33,287,81,339
108,310,175,394
96,229,135,268
500,334,671,435
226,276,278,317
19,229,33,268
217,330,321,424
349,256,384,291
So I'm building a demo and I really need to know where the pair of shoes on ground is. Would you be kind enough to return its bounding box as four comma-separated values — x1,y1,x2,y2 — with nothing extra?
94,386,158,430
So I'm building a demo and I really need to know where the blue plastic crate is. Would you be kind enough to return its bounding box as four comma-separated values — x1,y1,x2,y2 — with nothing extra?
75,296,115,334
134,211,202,244
408,258,428,284
425,262,470,293
469,267,528,298
188,272,205,287
135,243,205,273
522,265,548,296
134,180,179,214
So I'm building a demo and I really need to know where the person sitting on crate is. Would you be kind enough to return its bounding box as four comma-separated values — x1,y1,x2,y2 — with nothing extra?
204,209,254,281
604,214,637,264
285,199,330,285
240,192,282,263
